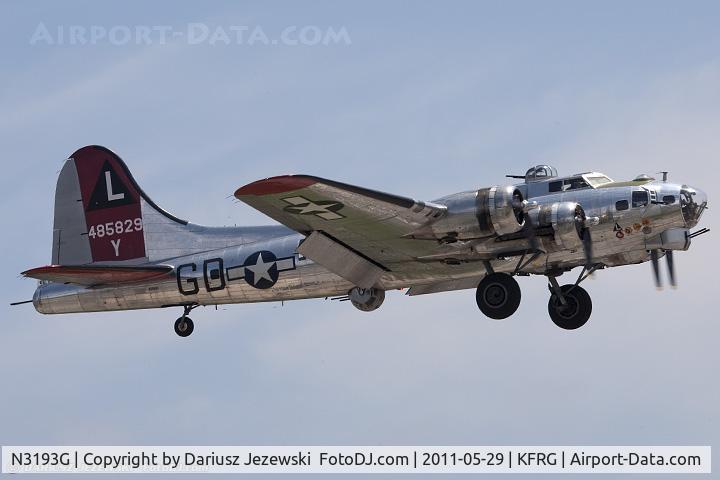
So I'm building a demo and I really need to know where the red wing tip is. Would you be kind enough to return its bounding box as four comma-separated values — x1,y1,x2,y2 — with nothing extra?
22,265,172,275
22,265,54,276
22,265,173,285
234,175,317,197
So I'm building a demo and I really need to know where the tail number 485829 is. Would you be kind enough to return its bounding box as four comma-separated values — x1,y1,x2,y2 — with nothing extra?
88,218,143,238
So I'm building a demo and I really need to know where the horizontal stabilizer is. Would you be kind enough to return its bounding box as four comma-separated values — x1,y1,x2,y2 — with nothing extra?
22,265,173,286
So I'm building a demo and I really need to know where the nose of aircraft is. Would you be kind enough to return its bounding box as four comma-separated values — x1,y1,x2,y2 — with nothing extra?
680,185,708,228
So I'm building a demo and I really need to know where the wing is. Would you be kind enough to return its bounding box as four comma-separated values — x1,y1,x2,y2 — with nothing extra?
235,175,449,287
22,265,173,287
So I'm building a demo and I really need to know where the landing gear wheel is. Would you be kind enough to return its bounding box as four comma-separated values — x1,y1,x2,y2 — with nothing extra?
476,273,521,319
548,285,592,330
349,287,385,312
174,316,194,337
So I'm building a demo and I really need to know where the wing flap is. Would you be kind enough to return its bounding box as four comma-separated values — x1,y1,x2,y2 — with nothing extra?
406,275,484,296
298,231,386,288
22,265,173,286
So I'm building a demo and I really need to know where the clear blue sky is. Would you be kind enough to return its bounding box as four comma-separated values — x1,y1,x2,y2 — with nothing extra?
1,1,718,478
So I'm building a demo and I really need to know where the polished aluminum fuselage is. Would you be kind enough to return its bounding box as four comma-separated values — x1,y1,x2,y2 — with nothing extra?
34,226,354,314
32,178,701,314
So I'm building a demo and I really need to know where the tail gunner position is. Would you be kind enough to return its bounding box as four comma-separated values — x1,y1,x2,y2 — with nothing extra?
18,146,709,336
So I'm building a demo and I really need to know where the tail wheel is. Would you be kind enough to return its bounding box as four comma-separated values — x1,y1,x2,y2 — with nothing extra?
548,285,592,330
476,273,521,319
174,316,194,337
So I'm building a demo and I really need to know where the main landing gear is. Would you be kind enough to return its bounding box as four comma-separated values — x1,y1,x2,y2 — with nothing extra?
546,277,592,330
475,273,521,319
174,304,198,337
474,264,597,330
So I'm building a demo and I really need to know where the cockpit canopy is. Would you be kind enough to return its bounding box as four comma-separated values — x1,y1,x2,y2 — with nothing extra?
524,165,558,182
584,173,613,187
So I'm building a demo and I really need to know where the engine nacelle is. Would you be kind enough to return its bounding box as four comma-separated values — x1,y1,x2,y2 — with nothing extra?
531,201,585,250
480,185,526,236
431,185,526,240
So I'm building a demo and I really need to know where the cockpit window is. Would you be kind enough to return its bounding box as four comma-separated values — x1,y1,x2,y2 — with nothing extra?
632,190,648,208
566,177,589,190
548,176,590,192
585,175,613,187
548,180,563,192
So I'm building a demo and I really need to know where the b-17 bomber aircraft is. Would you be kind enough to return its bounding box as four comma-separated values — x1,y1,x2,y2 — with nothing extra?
17,146,709,336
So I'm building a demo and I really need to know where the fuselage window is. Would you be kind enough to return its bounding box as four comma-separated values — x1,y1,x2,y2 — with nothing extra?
615,200,629,211
632,190,649,208
663,195,676,204
549,181,563,193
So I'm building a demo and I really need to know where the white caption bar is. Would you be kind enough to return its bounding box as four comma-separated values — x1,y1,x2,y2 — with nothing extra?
1,446,711,474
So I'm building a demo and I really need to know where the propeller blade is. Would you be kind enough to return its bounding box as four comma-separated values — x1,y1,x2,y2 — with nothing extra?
524,212,540,251
666,250,677,288
573,206,593,268
650,249,662,288
513,197,540,251
581,227,593,268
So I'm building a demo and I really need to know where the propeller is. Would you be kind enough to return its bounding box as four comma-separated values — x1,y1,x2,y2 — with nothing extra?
666,250,676,287
579,225,593,268
523,209,540,251
574,205,594,269
649,249,677,289
511,196,594,264
511,194,541,251
650,249,661,288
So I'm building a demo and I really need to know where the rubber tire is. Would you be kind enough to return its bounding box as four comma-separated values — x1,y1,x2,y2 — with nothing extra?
349,288,385,312
174,316,194,337
548,285,592,330
476,273,521,319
